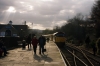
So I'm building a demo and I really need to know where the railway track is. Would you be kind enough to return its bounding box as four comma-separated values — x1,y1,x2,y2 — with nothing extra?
59,44,100,66
61,47,92,66
81,47,100,65
66,44,100,66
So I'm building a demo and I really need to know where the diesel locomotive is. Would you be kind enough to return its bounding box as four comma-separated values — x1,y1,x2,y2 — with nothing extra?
53,32,66,47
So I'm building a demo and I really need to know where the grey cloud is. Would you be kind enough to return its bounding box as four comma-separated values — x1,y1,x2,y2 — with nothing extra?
0,0,95,29
0,0,16,11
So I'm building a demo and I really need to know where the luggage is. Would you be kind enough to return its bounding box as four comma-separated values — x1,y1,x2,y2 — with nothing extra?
43,46,46,52
43,48,46,52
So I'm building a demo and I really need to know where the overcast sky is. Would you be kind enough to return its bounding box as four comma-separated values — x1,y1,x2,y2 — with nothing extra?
0,0,95,30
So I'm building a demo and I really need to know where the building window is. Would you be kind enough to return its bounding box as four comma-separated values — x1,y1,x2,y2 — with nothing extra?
5,29,11,36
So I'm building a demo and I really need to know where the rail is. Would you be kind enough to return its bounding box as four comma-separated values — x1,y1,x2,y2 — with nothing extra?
58,44,95,66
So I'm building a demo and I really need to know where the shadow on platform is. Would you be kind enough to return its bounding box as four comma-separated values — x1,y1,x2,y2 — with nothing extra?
33,54,53,62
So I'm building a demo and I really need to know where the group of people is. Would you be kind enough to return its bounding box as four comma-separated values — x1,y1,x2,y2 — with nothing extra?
0,40,8,57
22,35,47,55
32,35,46,55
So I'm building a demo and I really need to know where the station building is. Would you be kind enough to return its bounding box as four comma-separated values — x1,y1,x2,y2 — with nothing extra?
0,21,28,37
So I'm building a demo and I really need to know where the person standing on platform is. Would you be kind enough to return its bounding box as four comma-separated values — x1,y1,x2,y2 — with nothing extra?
0,40,7,56
91,40,97,56
47,38,50,43
0,48,3,57
26,35,32,49
38,35,46,55
32,36,38,54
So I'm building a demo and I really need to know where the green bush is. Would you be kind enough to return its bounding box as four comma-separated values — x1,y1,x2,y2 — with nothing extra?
96,38,100,55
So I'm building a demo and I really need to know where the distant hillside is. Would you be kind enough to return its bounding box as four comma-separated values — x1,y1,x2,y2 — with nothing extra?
28,29,43,33
28,29,44,38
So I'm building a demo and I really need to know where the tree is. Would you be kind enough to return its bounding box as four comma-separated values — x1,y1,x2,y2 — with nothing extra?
42,29,51,34
52,26,61,32
91,0,100,38
62,14,86,39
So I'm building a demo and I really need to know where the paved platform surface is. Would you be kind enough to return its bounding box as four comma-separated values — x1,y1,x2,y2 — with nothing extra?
0,41,65,66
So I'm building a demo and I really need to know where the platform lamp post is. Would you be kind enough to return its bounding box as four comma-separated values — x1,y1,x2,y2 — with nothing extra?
21,29,23,37
22,29,25,37
31,22,33,39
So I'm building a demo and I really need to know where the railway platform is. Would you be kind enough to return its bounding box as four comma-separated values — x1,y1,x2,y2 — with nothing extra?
0,41,65,66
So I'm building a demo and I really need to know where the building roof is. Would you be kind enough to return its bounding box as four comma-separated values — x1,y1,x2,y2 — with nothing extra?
0,24,28,31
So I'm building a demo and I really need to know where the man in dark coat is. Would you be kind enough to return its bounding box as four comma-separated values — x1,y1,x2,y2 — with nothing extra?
26,35,32,49
38,35,46,55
